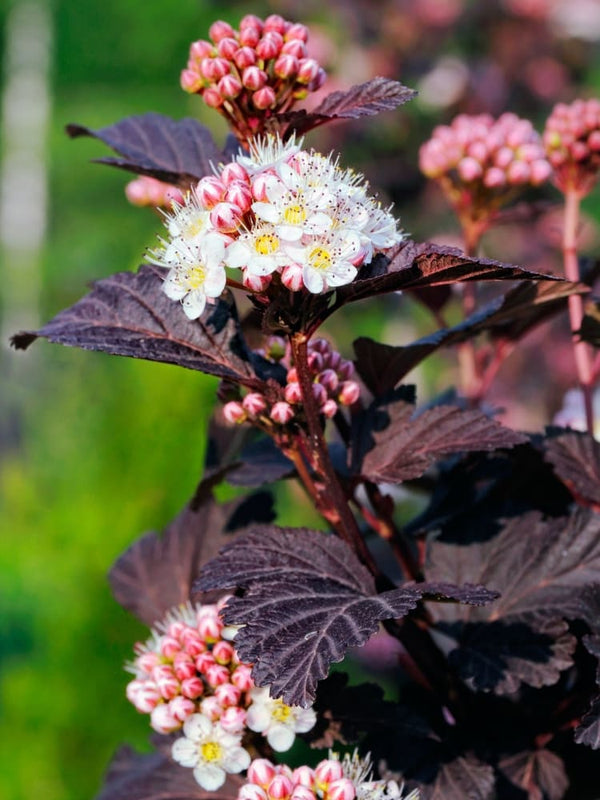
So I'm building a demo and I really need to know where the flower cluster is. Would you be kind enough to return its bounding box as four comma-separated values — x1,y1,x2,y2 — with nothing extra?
223,337,361,428
180,14,326,140
125,175,184,208
419,112,552,219
543,98,600,195
149,135,403,318
238,752,420,800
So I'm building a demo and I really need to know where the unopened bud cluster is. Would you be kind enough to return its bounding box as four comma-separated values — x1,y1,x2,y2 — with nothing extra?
543,98,600,194
125,175,184,209
223,337,361,428
149,134,402,319
238,752,420,800
181,14,325,138
419,113,552,215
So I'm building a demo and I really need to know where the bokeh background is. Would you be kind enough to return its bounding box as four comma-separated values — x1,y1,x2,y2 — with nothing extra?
1,1,600,798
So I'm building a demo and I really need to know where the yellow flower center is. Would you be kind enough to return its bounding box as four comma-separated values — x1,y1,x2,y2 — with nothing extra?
284,205,306,225
201,742,223,762
187,265,206,289
271,701,293,723
255,233,279,255
185,217,206,238
309,246,332,271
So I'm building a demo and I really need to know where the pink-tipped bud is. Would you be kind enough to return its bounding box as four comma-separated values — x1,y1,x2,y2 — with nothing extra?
466,141,488,162
231,663,254,690
248,759,278,788
296,58,320,85
201,56,231,81
203,87,224,108
181,676,204,699
150,703,180,733
243,392,267,416
264,14,287,34
307,351,324,372
315,761,344,785
274,54,299,79
173,653,196,681
530,159,553,184
256,34,282,61
180,68,204,94
292,766,316,787
209,20,235,42
284,382,303,404
507,160,531,184
160,635,181,659
181,627,205,656
337,359,354,380
338,380,361,406
212,639,235,664
291,788,317,800
270,401,294,425
190,40,213,61
218,74,243,99
234,46,257,69
286,22,309,41
282,39,307,58
200,695,223,720
589,130,600,151
225,181,253,213
483,167,506,188
197,175,226,208
223,401,247,424
321,399,338,418
210,201,243,233
572,141,590,161
252,86,277,109
326,351,341,371
268,775,294,800
239,26,261,48
153,669,180,701
240,14,264,31
327,780,356,800
287,367,298,383
281,263,304,291
217,37,239,60
127,680,161,713
197,611,222,641
195,651,216,672
167,620,187,639
243,66,268,91
457,156,483,182
205,663,231,687
220,705,247,733
221,161,250,185
242,271,272,292
169,695,196,721
136,650,161,673
312,382,328,407
215,682,242,707
240,786,269,800
318,368,340,393
251,171,274,201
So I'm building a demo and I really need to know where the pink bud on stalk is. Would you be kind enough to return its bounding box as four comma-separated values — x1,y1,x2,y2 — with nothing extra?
270,401,294,425
543,98,600,195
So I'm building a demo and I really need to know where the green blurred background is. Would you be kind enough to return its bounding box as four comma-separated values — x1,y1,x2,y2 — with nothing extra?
1,1,600,798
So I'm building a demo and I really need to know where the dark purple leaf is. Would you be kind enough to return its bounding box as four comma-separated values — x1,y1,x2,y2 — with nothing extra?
228,437,295,487
575,695,600,748
95,744,242,800
427,756,495,800
359,400,526,483
196,526,497,707
109,494,250,626
354,280,586,396
277,78,416,137
66,113,224,186
579,301,600,347
499,749,569,800
11,266,264,388
544,430,600,508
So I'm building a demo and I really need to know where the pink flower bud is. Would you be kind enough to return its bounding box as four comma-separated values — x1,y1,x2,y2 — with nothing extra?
212,639,235,664
589,130,600,151
234,46,257,69
201,56,231,81
181,676,204,699
240,14,264,31
221,161,250,185
307,351,324,372
210,201,243,233
321,399,338,418
327,779,356,800
220,705,247,733
297,58,320,85
243,66,268,91
457,156,483,182
292,766,315,787
159,635,180,659
507,160,531,184
284,382,303,404
203,87,224,108
274,54,299,79
338,380,361,406
231,663,254,690
197,612,222,642
256,34,282,61
136,650,161,673
209,20,235,42
251,171,274,201
173,652,196,681
338,359,354,380
223,401,247,424
240,785,268,800
466,141,488,162
312,382,328,407
180,69,203,94
326,351,341,371
217,37,239,60
243,392,267,416
206,663,231,687
285,23,309,42
264,14,287,34
218,75,243,99
281,263,304,291
196,651,216,672
169,695,196,721
181,627,205,656
318,368,339,393
253,86,277,110
239,26,261,47
197,175,226,208
215,682,242,707
315,760,344,785
494,146,514,169
249,759,278,788
242,271,272,292
530,159,552,185
287,367,298,382
225,181,253,213
190,40,213,61
153,669,180,701
483,167,506,188
290,788,317,800
282,39,307,59
268,775,294,800
200,695,223,720
572,141,589,161
150,703,180,733
127,680,161,713
270,401,294,425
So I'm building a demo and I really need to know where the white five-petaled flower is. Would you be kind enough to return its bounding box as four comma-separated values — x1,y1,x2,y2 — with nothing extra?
245,686,317,752
237,134,301,174
284,229,362,294
225,223,292,277
151,233,228,319
171,713,251,790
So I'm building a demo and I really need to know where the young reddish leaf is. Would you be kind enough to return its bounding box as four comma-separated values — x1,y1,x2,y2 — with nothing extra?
544,430,600,509
66,113,224,186
428,756,495,800
109,493,261,626
11,266,265,388
354,280,586,396
196,526,497,707
499,749,569,800
96,743,242,800
277,78,417,137
359,400,526,483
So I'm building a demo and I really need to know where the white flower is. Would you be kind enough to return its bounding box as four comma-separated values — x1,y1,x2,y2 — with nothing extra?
284,229,362,293
161,186,214,246
151,233,228,319
171,713,251,790
245,686,317,752
226,224,292,276
237,134,301,174
339,751,420,800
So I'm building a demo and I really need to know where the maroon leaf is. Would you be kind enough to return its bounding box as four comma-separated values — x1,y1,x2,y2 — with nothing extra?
575,694,600,748
95,744,242,800
544,430,600,509
426,509,600,693
427,756,495,800
354,280,586,396
11,266,264,388
66,113,224,186
499,749,569,800
278,78,416,137
359,400,526,483
109,494,253,626
196,526,497,707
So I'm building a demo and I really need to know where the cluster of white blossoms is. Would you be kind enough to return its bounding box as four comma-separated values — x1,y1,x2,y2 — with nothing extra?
125,601,317,790
149,135,403,319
